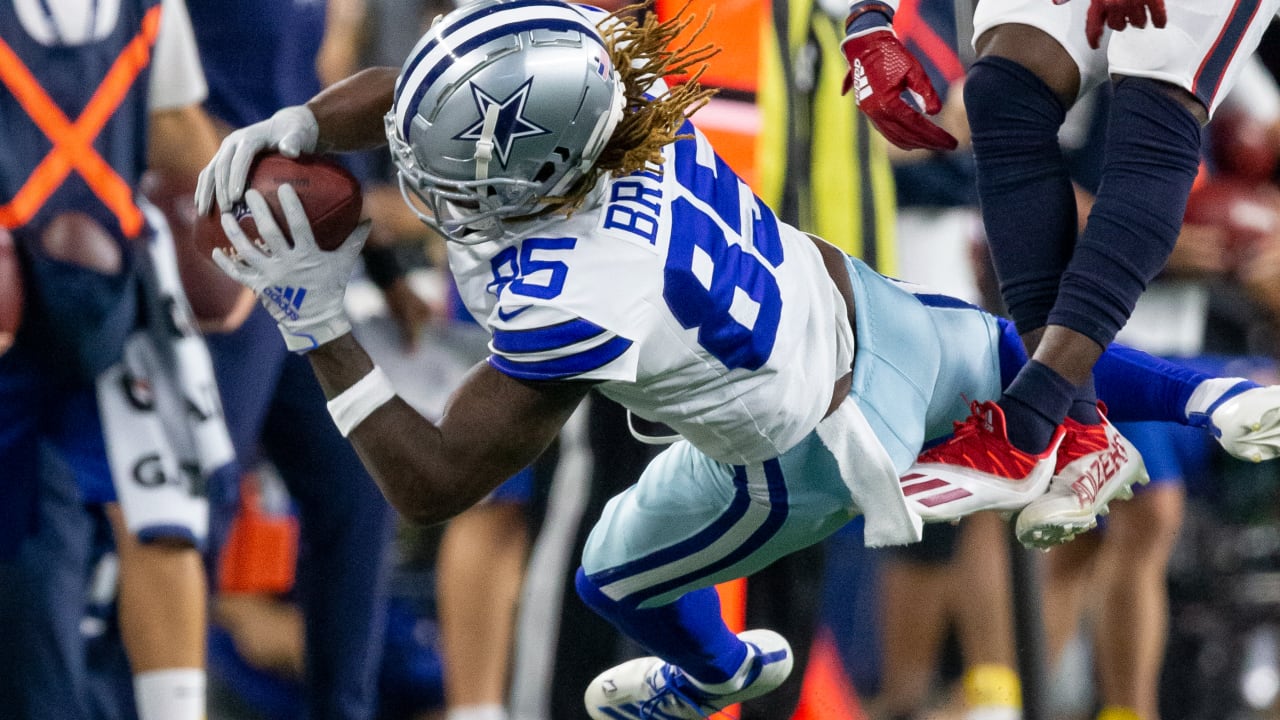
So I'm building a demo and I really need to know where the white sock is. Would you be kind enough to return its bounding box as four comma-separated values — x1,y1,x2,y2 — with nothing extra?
446,704,509,720
133,668,205,720
1185,377,1252,422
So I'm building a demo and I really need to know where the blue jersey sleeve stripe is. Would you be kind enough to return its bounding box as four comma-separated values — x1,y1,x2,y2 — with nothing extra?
489,336,633,380
491,317,609,354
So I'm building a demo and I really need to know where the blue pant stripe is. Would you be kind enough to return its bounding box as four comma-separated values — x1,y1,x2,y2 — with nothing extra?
625,459,790,605
586,466,753,589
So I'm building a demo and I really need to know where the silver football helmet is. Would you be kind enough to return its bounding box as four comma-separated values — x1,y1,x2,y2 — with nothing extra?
387,0,625,243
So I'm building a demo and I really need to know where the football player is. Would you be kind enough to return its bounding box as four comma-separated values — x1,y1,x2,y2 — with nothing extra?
196,2,1280,716
842,0,1280,545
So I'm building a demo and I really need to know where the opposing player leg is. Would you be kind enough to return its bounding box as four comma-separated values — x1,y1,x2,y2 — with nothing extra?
964,0,1111,458
950,0,1279,486
966,4,1108,459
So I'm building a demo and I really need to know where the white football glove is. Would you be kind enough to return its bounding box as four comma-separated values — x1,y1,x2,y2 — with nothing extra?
210,183,369,353
195,104,320,215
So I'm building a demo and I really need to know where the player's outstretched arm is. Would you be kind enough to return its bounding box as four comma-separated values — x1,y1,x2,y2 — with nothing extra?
196,66,398,215
309,335,591,525
840,0,957,151
209,183,590,524
308,66,399,153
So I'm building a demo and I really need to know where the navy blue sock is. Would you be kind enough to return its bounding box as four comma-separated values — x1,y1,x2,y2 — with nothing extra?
1069,379,1101,424
1048,77,1203,346
965,56,1075,334
994,317,1098,423
1001,360,1075,453
575,568,748,684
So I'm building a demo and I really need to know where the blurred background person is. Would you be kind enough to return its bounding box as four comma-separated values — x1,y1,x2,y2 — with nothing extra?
179,0,411,717
0,1,231,719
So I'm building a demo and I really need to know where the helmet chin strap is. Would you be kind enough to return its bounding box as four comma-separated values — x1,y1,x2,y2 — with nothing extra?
473,103,501,181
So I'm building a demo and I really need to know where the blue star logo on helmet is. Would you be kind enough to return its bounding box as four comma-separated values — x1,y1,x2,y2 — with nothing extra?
454,78,550,167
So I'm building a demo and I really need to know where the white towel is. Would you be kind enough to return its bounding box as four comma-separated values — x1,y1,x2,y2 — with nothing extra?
816,397,924,547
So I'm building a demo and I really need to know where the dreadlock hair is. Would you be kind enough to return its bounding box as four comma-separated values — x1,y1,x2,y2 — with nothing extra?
553,2,719,211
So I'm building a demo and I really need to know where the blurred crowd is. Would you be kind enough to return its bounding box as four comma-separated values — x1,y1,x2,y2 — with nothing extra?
5,1,1280,720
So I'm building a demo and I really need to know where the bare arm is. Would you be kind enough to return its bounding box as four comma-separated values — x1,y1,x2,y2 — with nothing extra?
308,66,399,153
307,333,593,525
149,102,222,179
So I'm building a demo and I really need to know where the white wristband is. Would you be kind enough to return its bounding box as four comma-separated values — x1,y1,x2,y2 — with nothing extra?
327,366,396,437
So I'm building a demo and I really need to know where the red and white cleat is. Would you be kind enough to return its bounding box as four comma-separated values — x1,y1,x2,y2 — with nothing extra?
1015,405,1149,548
901,400,1063,523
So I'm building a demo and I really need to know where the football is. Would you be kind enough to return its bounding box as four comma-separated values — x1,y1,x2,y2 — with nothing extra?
0,227,22,355
143,169,256,333
195,153,363,256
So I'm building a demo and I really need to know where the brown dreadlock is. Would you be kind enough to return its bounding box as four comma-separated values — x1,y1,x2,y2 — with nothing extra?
554,2,719,211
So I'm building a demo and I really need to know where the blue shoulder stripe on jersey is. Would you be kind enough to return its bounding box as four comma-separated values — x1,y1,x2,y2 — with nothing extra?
400,15,604,138
492,317,608,354
489,335,633,380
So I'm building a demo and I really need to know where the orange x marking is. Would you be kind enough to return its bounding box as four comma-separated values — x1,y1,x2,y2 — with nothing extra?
0,6,162,238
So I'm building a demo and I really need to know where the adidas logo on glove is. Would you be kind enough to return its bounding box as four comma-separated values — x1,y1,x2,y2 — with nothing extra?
852,59,873,103
264,286,307,321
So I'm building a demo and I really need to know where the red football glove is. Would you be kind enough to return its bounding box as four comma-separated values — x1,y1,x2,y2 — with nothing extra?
841,30,958,152
1082,0,1167,49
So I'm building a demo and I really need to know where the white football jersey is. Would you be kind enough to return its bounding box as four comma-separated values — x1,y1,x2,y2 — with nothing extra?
448,122,855,465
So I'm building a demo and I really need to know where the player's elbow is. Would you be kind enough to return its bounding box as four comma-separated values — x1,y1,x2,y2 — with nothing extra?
382,474,485,527
394,497,461,527
384,488,458,527
395,503,447,527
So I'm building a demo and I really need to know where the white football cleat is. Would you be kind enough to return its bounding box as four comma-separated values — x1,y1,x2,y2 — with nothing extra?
583,629,793,719
900,401,1064,523
1015,407,1150,548
1206,385,1280,463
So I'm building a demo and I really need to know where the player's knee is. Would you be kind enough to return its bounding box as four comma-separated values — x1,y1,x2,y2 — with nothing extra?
575,566,616,616
38,212,123,275
1114,75,1209,126
974,24,1079,108
965,56,1066,139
